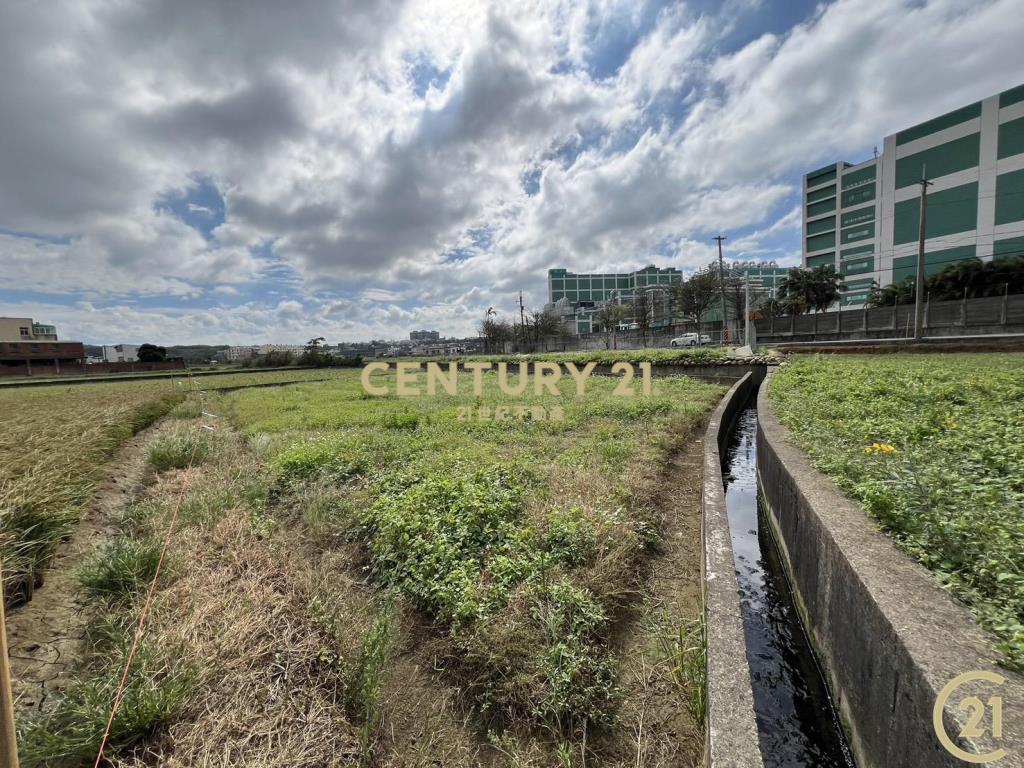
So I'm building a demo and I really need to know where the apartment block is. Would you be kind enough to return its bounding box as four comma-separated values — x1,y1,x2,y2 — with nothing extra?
802,83,1024,306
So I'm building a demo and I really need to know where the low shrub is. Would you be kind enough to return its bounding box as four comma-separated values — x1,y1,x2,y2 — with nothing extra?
148,428,210,471
77,538,163,599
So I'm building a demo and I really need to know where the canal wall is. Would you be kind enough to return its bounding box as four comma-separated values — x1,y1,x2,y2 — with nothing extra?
701,370,766,767
756,372,1024,767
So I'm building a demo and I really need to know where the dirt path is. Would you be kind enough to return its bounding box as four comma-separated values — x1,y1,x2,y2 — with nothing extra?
5,425,160,716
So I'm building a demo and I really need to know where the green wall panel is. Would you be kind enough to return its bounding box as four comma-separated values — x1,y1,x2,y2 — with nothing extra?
806,185,836,203
893,181,978,245
807,164,837,186
892,245,976,283
842,184,875,208
806,216,836,236
841,256,874,276
995,168,1024,225
895,133,980,189
841,244,874,258
994,236,1024,258
841,164,876,189
896,102,981,145
841,221,874,244
806,252,835,268
1000,85,1024,108
806,232,836,252
997,116,1024,160
807,198,836,218
841,205,875,227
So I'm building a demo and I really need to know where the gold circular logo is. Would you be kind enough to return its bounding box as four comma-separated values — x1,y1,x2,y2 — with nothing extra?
932,671,1006,764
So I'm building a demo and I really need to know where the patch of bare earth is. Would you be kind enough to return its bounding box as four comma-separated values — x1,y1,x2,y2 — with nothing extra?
598,437,705,768
6,425,162,717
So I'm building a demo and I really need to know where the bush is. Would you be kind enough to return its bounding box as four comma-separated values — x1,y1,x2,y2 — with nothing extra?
18,640,193,766
148,428,210,471
77,538,163,599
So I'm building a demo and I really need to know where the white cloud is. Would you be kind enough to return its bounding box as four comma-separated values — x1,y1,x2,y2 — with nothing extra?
1,0,1022,341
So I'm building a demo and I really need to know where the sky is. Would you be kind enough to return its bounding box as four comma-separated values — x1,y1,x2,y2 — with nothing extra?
1,0,1023,345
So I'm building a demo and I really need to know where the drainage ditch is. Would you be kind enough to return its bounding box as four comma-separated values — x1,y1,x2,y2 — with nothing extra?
721,399,855,767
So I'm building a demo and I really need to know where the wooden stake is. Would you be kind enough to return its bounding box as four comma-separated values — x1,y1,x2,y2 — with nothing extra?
0,566,20,768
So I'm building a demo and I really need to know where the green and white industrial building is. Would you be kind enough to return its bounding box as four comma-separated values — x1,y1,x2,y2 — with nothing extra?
803,83,1024,306
547,262,789,334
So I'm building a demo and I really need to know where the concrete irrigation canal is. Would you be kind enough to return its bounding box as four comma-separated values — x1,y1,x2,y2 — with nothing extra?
722,402,854,767
703,368,1024,768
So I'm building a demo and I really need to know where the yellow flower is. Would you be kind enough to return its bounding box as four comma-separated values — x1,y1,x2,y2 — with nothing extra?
865,442,897,455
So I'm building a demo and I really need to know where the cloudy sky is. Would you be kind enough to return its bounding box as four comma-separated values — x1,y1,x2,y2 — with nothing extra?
1,0,1022,344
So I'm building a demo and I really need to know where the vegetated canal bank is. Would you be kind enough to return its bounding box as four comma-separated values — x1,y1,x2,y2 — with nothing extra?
722,401,854,767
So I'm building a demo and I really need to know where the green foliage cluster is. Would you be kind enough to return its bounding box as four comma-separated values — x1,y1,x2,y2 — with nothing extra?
770,354,1024,669
148,427,211,471
77,538,162,599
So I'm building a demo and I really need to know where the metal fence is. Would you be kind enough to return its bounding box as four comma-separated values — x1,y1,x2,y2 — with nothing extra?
753,293,1024,344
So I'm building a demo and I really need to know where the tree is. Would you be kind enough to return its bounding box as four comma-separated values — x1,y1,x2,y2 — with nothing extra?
758,298,786,318
137,343,167,362
867,278,915,307
479,308,514,353
529,307,565,347
299,337,332,367
632,289,653,347
671,269,719,337
777,265,841,314
594,302,630,349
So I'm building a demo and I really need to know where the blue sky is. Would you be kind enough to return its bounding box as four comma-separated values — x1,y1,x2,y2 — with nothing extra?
1,0,1022,344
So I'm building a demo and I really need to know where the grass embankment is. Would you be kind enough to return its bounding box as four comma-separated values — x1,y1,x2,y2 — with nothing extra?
0,369,364,600
227,367,723,763
0,382,183,598
769,354,1024,670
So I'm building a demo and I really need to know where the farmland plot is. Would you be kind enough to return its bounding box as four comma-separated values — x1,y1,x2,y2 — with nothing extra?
9,366,723,767
769,353,1024,670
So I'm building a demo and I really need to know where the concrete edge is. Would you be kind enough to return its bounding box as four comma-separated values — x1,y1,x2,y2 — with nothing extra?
701,371,766,768
756,369,1024,767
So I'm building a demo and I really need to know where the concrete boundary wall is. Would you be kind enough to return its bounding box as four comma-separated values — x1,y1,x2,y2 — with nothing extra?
701,371,766,767
756,372,1024,767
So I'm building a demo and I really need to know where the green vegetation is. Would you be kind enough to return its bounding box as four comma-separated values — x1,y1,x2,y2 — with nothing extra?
0,381,182,599
148,427,211,471
0,369,360,600
770,354,1024,669
77,538,163,599
230,367,723,742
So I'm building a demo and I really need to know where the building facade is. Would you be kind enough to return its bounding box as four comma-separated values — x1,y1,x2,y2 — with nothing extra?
0,317,84,372
803,82,1024,306
410,330,440,342
547,265,683,334
102,344,139,363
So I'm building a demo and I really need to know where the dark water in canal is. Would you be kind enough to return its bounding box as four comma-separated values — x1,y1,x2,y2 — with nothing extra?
722,403,856,768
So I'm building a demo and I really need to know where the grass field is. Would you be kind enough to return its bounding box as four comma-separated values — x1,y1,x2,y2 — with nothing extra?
0,368,358,600
10,365,724,766
769,353,1024,670
228,368,723,746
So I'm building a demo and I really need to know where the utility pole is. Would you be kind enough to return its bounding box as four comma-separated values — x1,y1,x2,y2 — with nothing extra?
1,566,20,768
713,235,729,345
913,166,933,340
518,292,526,349
744,277,754,350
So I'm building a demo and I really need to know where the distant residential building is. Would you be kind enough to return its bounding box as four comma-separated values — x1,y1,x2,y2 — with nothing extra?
225,345,260,362
802,82,1024,307
0,317,84,373
258,344,306,356
101,344,139,363
410,329,440,342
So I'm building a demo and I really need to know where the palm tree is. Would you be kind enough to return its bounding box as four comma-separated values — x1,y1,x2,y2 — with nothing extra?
777,266,840,313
